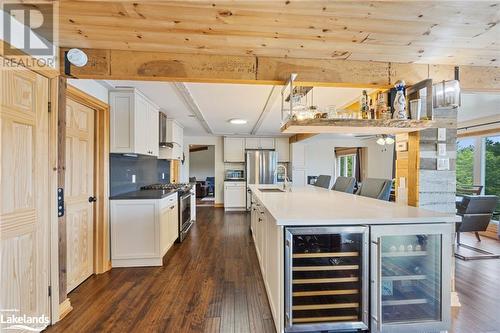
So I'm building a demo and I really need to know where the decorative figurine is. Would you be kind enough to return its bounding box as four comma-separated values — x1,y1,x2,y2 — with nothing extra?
393,80,407,120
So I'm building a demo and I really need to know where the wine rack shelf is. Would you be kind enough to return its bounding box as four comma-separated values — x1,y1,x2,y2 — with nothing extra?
293,265,359,271
382,298,428,306
293,302,360,311
293,251,359,258
293,277,359,284
382,274,426,282
292,289,358,297
382,251,428,258
293,316,359,324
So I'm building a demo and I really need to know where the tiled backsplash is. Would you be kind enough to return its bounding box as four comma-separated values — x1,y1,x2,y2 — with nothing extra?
110,154,171,196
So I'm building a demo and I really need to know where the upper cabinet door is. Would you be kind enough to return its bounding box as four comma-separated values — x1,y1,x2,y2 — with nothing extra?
275,137,289,162
110,91,135,153
134,93,149,155
245,138,260,149
260,138,275,149
224,137,245,162
110,89,159,156
148,105,159,157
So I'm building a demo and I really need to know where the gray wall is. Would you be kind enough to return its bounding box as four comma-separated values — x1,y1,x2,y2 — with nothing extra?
110,154,170,196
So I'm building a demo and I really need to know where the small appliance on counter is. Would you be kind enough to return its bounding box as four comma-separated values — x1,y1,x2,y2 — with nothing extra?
141,183,194,242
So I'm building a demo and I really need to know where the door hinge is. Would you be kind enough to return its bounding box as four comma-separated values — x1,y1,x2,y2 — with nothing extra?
48,101,52,113
48,285,52,297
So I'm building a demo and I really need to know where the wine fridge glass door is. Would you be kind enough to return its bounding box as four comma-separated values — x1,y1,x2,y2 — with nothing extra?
370,223,452,333
285,226,369,333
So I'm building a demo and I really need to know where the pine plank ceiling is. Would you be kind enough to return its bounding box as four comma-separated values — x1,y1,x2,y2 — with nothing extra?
58,1,500,66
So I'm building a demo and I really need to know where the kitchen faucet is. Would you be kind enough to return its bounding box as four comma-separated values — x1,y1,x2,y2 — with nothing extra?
276,164,290,191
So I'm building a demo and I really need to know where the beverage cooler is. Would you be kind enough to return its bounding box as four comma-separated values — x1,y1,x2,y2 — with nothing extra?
285,226,369,332
285,224,452,333
370,224,452,333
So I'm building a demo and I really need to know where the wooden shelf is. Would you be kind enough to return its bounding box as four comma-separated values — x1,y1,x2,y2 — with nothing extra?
281,118,454,135
382,298,428,306
293,289,358,297
293,302,359,311
293,251,359,258
382,274,426,281
293,315,358,323
293,265,359,271
293,277,359,284
382,251,428,258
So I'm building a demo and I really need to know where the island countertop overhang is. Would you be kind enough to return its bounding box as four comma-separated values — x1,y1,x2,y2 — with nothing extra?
249,184,459,226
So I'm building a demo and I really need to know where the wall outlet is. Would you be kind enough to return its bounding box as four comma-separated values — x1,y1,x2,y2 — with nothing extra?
438,143,447,156
132,174,136,183
437,158,450,171
438,128,446,141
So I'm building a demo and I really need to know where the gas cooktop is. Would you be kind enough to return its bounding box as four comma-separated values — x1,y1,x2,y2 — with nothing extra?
141,183,192,193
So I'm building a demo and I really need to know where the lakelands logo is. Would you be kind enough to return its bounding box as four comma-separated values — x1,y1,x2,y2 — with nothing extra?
0,309,49,332
3,2,54,56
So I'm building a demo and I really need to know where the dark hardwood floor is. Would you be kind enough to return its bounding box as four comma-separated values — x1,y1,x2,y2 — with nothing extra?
48,207,275,333
47,208,500,333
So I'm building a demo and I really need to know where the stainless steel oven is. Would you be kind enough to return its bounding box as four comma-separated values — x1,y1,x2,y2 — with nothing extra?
178,191,193,242
285,226,369,332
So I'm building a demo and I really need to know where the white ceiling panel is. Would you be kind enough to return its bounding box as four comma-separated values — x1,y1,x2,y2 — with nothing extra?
105,80,207,136
185,83,273,135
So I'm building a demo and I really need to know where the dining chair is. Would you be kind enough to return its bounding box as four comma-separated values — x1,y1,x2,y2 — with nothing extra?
314,175,331,189
455,195,499,260
331,176,356,193
356,178,393,201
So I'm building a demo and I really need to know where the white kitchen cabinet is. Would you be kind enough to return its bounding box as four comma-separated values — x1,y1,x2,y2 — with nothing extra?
275,137,290,162
260,137,275,149
245,137,275,150
110,193,178,267
110,89,159,157
159,119,183,160
224,137,245,162
250,200,282,333
224,181,246,211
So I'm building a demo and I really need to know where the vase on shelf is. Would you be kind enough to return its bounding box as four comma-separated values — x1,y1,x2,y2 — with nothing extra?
393,80,407,120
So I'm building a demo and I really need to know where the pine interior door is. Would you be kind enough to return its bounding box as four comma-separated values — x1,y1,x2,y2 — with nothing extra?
0,67,50,329
65,98,95,292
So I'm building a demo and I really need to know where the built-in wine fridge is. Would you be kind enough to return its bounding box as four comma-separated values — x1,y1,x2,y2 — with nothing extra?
370,224,452,333
285,226,369,332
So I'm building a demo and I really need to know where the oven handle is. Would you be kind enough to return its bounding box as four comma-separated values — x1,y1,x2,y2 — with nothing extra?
181,193,192,200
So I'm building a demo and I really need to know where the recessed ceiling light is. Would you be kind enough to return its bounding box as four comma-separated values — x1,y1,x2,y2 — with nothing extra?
228,118,247,125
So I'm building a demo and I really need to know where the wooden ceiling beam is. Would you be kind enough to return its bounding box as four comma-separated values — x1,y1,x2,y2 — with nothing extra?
60,48,500,91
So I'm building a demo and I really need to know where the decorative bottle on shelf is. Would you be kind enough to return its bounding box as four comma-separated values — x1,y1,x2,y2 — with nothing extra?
369,99,375,119
376,92,387,119
393,80,407,120
360,90,369,120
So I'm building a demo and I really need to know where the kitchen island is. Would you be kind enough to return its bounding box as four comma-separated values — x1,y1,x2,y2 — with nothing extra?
248,184,457,333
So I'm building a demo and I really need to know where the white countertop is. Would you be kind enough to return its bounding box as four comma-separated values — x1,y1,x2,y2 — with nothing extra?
249,184,458,226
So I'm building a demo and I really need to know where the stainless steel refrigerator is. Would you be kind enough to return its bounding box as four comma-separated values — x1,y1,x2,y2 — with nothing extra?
245,150,277,209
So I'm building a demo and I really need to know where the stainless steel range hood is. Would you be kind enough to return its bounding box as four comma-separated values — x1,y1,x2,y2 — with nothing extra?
159,112,174,148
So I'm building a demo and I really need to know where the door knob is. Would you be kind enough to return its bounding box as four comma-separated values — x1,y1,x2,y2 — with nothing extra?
88,196,97,203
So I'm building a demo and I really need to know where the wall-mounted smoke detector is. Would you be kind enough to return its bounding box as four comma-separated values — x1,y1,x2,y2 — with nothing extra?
66,48,88,67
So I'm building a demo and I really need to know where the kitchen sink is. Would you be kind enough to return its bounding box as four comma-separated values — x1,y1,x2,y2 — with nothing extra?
259,188,285,193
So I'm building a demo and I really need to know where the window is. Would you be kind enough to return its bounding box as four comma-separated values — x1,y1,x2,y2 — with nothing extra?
456,138,476,189
485,136,500,219
456,134,500,221
338,155,356,178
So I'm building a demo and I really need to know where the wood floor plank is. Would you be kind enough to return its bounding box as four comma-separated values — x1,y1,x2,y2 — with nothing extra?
45,209,499,333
